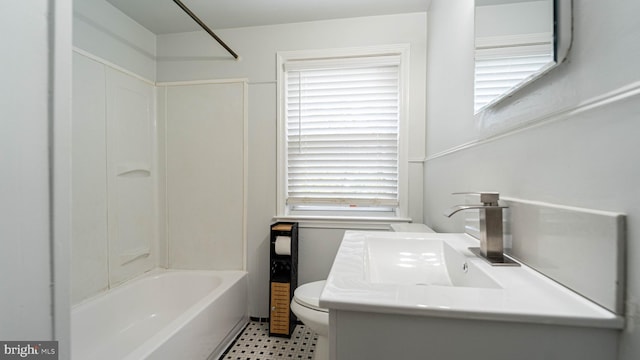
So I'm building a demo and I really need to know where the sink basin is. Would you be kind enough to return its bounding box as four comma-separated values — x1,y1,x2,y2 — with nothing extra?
364,237,501,288
320,231,623,329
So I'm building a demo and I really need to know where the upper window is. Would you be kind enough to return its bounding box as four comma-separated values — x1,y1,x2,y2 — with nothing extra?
277,46,409,218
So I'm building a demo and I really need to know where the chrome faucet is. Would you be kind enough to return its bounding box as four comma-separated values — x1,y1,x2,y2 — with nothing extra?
445,192,519,266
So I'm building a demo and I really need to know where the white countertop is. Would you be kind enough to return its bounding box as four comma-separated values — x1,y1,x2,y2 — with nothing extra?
319,231,624,329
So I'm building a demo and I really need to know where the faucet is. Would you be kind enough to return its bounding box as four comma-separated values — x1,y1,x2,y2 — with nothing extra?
445,192,519,266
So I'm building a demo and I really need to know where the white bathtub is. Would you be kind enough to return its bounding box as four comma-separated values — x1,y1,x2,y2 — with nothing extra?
71,269,248,360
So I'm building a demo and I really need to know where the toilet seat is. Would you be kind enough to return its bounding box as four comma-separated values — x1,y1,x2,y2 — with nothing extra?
294,280,328,313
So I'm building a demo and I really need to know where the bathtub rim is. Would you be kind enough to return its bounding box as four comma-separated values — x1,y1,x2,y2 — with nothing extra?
71,268,249,360
71,268,247,310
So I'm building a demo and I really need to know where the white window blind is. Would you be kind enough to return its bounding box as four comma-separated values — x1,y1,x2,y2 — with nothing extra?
284,57,400,209
474,44,553,112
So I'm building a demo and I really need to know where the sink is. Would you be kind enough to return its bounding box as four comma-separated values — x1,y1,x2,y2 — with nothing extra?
319,231,623,360
364,236,501,288
320,231,623,328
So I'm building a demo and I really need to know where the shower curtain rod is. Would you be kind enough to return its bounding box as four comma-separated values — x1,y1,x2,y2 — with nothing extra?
172,0,239,59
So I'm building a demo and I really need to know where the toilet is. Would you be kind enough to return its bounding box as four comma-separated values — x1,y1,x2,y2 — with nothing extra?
290,280,329,360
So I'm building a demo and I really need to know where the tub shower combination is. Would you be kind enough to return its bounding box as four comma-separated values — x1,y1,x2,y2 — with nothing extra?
72,270,248,360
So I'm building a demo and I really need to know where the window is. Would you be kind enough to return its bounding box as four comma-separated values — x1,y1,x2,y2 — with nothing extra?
277,46,409,218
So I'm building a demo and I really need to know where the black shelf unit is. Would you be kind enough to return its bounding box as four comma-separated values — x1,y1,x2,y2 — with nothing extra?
268,222,298,337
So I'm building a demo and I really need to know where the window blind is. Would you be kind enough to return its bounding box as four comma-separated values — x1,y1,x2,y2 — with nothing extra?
285,61,400,209
474,44,553,112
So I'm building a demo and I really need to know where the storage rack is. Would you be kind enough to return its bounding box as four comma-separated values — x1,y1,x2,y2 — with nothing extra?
268,222,299,337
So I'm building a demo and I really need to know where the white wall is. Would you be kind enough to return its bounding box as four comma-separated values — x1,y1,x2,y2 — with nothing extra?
72,53,109,303
425,1,640,359
157,13,428,317
52,1,74,358
105,67,158,286
0,0,53,340
72,52,158,303
159,81,246,271
74,0,156,80
1,1,74,357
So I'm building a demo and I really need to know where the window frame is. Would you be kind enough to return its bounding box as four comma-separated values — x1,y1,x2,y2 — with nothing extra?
276,45,410,220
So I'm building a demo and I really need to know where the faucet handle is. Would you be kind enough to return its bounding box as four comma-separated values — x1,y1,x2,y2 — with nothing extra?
452,192,500,206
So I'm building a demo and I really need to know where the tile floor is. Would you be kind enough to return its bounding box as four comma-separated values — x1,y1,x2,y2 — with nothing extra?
219,320,318,360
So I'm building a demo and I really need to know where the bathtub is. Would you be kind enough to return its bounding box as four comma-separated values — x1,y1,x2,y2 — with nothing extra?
71,269,248,360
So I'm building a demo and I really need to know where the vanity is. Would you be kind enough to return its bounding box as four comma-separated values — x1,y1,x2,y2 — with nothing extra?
319,231,624,360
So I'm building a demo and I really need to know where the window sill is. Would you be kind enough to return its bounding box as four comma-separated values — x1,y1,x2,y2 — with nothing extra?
273,215,413,230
